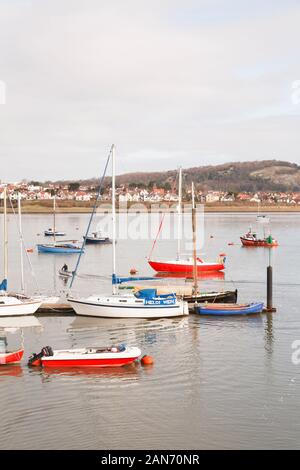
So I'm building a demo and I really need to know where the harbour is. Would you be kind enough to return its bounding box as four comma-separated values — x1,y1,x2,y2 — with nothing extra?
0,211,299,449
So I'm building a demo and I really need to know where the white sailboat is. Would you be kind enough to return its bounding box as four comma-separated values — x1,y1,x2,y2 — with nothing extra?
0,189,42,316
68,145,188,318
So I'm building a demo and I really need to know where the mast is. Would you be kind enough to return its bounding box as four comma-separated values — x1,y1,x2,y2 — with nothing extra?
3,186,8,288
53,195,56,244
112,144,117,295
177,166,182,260
18,193,25,293
192,182,198,295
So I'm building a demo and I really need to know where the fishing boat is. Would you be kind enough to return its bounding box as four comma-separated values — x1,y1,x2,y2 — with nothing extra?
240,229,278,247
28,344,141,368
195,302,264,316
148,168,225,273
0,348,24,365
0,190,42,316
83,230,112,244
69,145,188,319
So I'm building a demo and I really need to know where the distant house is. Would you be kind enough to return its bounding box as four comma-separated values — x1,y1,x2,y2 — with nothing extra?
206,192,221,203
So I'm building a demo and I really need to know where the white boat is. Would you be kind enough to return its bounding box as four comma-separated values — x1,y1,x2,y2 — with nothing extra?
69,145,189,319
28,344,141,368
0,190,42,316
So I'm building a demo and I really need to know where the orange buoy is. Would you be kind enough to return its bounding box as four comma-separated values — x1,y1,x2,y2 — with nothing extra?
130,268,138,275
141,355,154,366
27,248,34,253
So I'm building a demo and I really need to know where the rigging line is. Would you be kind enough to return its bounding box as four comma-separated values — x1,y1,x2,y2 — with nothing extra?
8,196,40,293
70,146,113,289
148,212,166,260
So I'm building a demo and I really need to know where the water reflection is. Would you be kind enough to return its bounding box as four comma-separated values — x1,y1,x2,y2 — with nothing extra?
0,365,23,377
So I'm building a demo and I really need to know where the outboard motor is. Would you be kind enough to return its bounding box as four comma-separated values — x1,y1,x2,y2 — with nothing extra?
28,346,54,366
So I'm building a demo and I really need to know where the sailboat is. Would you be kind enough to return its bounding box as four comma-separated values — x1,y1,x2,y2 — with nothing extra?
148,168,225,274
37,196,82,253
68,145,188,318
0,190,42,316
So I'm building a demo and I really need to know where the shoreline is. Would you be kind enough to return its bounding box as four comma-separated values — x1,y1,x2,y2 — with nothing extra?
1,203,300,214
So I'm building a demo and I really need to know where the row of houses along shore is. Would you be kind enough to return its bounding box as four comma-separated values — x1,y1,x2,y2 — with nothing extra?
1,182,300,205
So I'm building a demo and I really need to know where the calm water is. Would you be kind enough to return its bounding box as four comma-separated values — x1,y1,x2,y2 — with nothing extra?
0,211,300,449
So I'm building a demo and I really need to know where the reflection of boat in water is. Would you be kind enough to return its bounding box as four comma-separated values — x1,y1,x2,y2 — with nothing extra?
0,364,23,376
28,344,141,368
154,271,225,281
39,363,139,378
0,315,42,330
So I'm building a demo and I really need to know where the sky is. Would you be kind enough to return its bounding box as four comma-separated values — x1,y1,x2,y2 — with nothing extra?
0,0,300,181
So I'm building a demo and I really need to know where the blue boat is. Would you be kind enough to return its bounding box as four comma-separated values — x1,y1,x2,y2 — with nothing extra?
195,302,264,316
37,243,83,254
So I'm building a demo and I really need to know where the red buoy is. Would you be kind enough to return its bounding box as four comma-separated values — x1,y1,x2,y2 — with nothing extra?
141,355,154,366
130,268,138,275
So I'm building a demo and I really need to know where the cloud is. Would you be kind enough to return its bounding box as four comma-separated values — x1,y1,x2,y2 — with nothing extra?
0,0,299,180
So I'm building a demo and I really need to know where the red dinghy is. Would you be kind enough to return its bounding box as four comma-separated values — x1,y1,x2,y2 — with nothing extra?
0,349,24,365
28,345,141,368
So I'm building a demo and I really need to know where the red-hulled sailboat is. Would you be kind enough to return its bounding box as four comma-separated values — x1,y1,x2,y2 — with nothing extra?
148,168,226,274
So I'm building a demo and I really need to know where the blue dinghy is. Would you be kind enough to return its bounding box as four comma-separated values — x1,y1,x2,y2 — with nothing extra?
195,302,264,316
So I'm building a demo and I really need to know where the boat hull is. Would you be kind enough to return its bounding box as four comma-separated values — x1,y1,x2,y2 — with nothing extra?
0,349,24,364
195,302,264,316
37,244,82,254
69,297,189,318
184,290,238,306
240,237,278,247
44,231,66,237
40,347,141,368
148,260,225,273
0,300,42,316
84,236,112,245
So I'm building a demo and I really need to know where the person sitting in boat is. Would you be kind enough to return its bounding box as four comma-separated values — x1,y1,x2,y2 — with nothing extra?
61,263,68,272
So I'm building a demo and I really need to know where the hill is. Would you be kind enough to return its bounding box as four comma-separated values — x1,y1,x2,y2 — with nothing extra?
43,160,300,193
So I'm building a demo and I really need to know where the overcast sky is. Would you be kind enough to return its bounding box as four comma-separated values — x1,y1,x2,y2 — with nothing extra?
0,0,300,181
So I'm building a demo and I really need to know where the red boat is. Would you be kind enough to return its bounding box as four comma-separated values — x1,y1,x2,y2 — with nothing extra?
28,345,141,368
148,255,225,274
0,349,24,365
240,231,278,247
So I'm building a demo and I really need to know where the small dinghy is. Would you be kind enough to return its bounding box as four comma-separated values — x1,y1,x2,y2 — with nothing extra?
195,302,264,316
0,349,24,365
58,264,73,278
84,231,112,245
28,344,141,368
44,229,66,237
